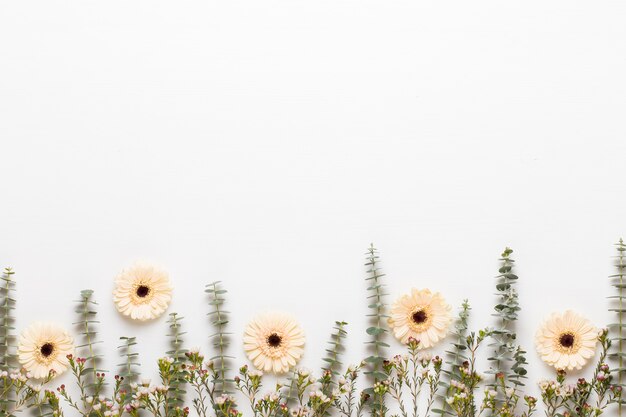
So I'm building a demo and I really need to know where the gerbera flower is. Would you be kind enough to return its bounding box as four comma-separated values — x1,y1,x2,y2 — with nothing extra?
388,288,452,348
243,312,305,374
535,310,599,371
17,322,74,379
113,263,173,321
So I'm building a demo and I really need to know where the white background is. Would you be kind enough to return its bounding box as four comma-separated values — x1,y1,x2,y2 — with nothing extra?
1,0,626,412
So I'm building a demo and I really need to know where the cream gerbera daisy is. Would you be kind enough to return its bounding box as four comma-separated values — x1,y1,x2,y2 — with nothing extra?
113,263,173,321
388,288,452,348
535,310,599,371
18,322,74,379
243,312,305,374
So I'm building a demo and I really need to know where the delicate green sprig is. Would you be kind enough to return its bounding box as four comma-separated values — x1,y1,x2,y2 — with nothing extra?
0,267,17,414
0,267,16,373
609,238,626,406
486,248,528,417
167,312,188,410
321,321,348,393
364,244,389,417
206,281,234,396
118,336,141,397
434,301,471,417
74,289,106,393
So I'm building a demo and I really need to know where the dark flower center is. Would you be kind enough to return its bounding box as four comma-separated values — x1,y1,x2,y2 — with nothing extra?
40,343,54,357
267,333,282,348
559,333,575,348
136,285,150,298
412,310,428,324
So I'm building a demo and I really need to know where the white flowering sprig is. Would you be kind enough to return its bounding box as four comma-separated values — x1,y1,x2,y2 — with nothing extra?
131,376,189,417
185,349,241,417
443,329,491,417
540,331,622,417
57,355,125,417
57,357,142,417
382,337,443,417
289,368,317,409
333,363,367,417
538,372,577,417
254,390,287,417
0,368,49,415
479,372,537,417
234,365,265,417
290,368,343,417
307,387,335,417
215,393,243,417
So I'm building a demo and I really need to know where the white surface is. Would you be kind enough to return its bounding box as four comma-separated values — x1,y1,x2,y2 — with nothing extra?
1,0,626,409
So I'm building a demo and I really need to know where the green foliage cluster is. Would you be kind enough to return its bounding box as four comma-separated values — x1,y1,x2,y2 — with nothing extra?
206,281,234,396
364,244,389,381
321,321,348,381
364,244,389,417
167,312,188,409
487,248,527,395
74,289,106,392
609,238,626,411
0,267,17,414
117,336,140,395
434,300,471,417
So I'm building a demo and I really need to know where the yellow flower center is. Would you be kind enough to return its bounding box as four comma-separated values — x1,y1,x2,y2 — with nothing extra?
131,282,155,304
556,332,579,353
136,285,150,298
412,310,428,324
267,333,282,348
261,331,288,358
408,306,432,332
36,342,56,364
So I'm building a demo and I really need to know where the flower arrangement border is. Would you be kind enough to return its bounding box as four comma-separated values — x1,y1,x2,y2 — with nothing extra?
1,243,625,417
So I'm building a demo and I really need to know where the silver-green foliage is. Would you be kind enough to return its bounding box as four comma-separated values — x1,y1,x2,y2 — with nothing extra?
74,289,106,391
364,244,389,417
322,321,348,380
167,312,188,408
433,300,471,417
609,239,626,396
206,281,234,395
364,244,388,382
487,248,527,392
321,321,348,399
0,267,17,412
117,336,141,396
0,268,16,372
